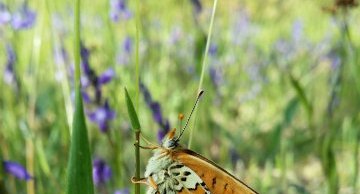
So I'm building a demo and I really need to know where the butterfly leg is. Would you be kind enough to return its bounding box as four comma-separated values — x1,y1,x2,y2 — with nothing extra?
138,144,158,150
140,133,158,147
131,176,159,191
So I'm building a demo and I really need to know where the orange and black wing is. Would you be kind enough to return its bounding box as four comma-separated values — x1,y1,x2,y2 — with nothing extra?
172,149,258,194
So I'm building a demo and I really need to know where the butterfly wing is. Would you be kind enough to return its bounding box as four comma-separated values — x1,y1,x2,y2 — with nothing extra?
172,149,258,194
167,163,210,194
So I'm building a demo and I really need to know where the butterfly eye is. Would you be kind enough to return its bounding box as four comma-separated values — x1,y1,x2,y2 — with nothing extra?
164,139,177,149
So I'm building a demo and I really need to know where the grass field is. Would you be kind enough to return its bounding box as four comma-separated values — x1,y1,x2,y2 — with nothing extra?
1,0,360,194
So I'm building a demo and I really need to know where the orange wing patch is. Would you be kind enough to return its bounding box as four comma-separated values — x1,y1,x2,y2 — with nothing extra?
172,149,258,194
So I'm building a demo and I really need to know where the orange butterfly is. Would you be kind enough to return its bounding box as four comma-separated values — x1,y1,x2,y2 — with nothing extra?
132,91,258,194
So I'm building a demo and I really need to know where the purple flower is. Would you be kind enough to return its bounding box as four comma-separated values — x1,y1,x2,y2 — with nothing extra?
98,68,115,85
0,3,11,26
3,161,32,181
209,66,223,89
139,82,170,142
92,158,112,186
150,102,163,124
157,120,170,141
80,43,93,76
209,43,218,57
4,44,16,85
80,42,115,104
139,82,152,105
292,20,303,45
88,101,116,132
114,189,129,194
190,0,202,14
110,0,132,22
123,36,132,53
11,4,36,30
117,37,132,65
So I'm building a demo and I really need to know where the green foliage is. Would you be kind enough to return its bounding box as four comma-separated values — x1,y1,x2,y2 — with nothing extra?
125,88,141,131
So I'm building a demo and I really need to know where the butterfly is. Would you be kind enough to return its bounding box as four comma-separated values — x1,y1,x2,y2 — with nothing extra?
132,91,258,194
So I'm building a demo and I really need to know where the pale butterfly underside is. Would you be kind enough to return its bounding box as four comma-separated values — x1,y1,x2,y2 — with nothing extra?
140,128,258,194
136,91,258,194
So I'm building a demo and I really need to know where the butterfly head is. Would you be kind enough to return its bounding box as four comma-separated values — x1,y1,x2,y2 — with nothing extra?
161,91,204,150
162,128,179,149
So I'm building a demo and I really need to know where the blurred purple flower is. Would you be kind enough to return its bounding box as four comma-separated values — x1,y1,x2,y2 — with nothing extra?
139,82,153,105
232,10,255,45
0,3,11,26
150,102,163,124
190,0,202,14
326,50,341,70
114,189,129,194
3,161,32,181
292,20,303,45
80,42,115,104
11,4,36,30
98,68,115,85
123,36,132,53
139,82,170,141
80,43,93,76
88,101,116,133
117,37,132,65
110,0,132,22
82,90,92,103
209,43,218,57
229,148,241,167
209,66,223,89
93,158,112,186
4,44,17,86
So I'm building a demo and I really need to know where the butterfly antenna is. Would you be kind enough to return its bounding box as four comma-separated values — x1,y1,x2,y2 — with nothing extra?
175,90,204,142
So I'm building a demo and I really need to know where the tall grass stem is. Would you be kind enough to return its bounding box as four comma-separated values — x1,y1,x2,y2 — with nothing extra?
189,0,218,148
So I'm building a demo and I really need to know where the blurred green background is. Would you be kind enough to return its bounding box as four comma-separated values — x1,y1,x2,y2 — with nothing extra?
0,0,359,193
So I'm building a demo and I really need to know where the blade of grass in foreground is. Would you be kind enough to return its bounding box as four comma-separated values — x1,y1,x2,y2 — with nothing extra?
125,88,141,194
66,0,94,193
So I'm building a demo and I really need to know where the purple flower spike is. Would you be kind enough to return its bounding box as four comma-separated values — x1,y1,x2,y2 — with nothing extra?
0,3,11,26
123,36,132,53
3,161,32,181
4,45,16,85
139,82,152,105
80,43,92,76
150,102,163,124
92,158,112,186
88,101,116,132
114,189,129,194
209,43,218,56
99,68,115,85
11,4,36,30
110,0,132,22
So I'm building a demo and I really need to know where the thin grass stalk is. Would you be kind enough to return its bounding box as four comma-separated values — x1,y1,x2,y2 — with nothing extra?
125,88,141,194
188,0,218,148
26,0,47,192
134,0,141,193
135,0,140,107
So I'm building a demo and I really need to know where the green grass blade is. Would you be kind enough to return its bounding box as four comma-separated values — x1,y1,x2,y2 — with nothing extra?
66,0,94,193
125,88,141,131
66,92,94,194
